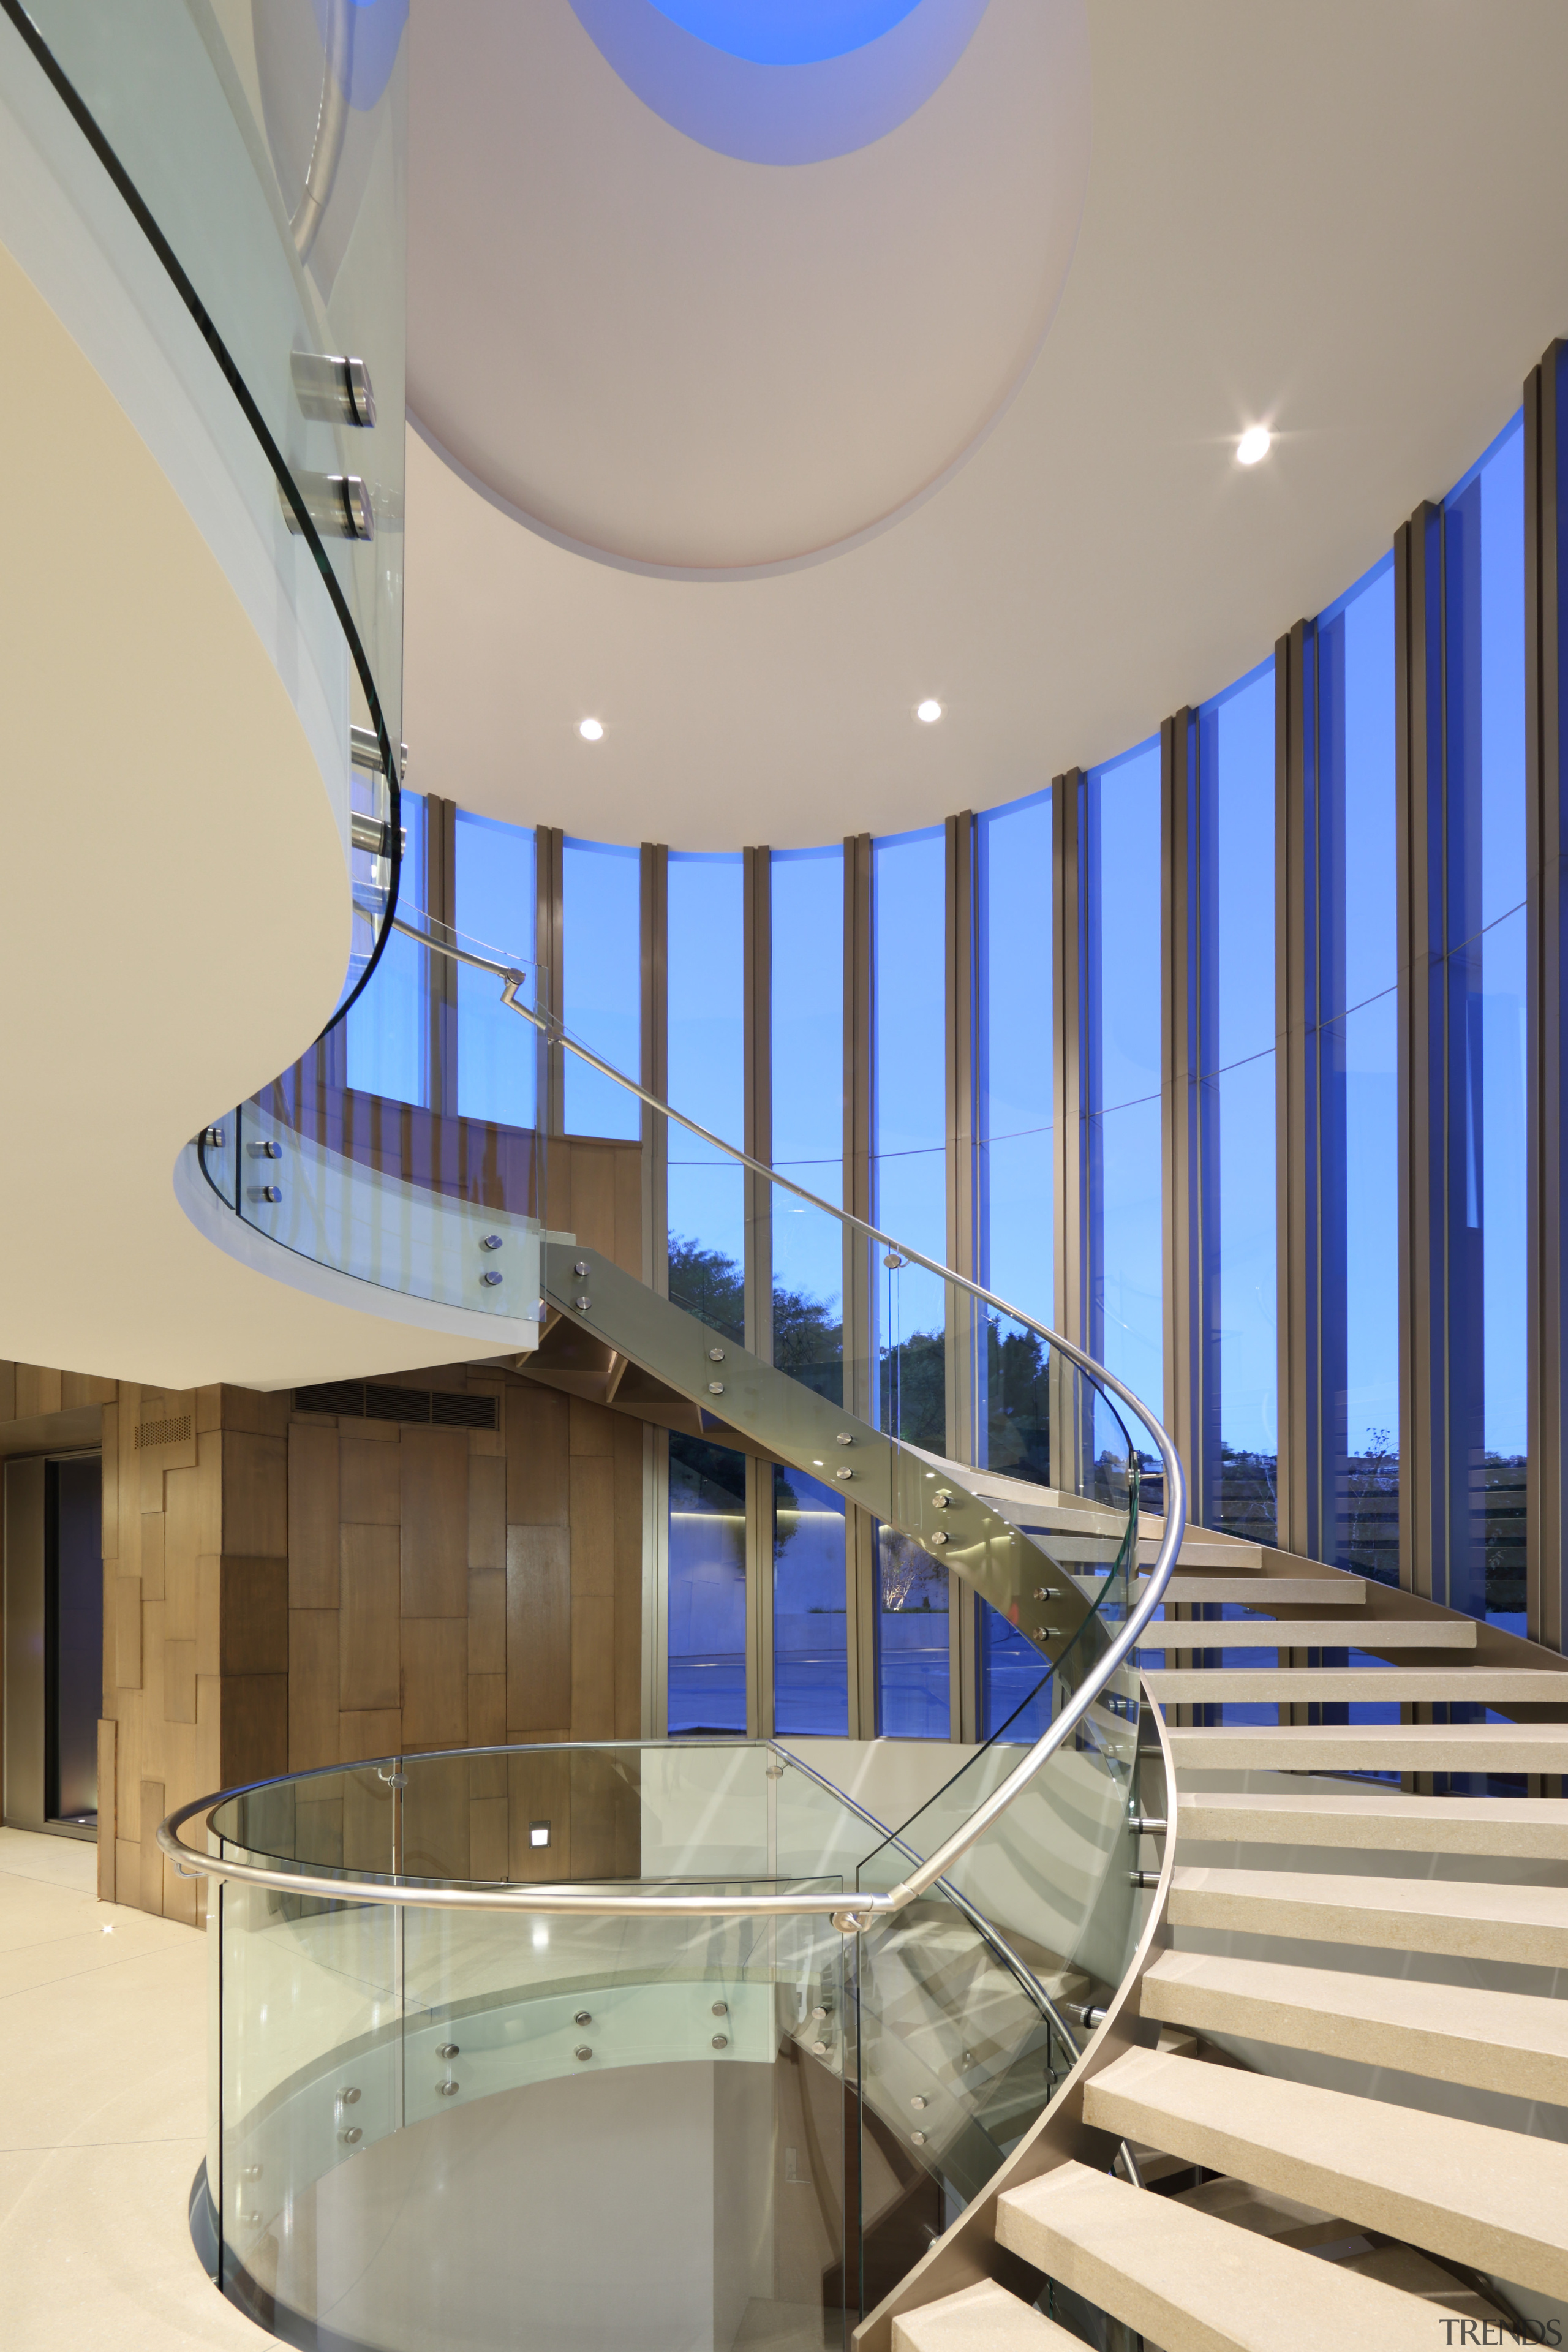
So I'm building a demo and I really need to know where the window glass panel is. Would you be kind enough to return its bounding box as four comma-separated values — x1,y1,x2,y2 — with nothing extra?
1201,668,1276,1073
876,1525,948,1738
667,1435,747,1735
975,791,1053,1485
667,853,745,1340
772,1464,847,1736
1316,556,1398,1583
1442,414,1527,1631
347,790,429,1106
1196,664,1277,1540
1207,1050,1278,1540
873,829,946,1450
1446,417,1526,947
1324,993,1400,1580
1320,559,1397,1019
454,811,536,1128
1088,1096,1163,1422
772,847,845,1403
976,788,1051,1317
1083,741,1163,1424
563,838,640,1139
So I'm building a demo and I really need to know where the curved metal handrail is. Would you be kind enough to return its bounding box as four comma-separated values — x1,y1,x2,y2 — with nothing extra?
162,919,1185,1926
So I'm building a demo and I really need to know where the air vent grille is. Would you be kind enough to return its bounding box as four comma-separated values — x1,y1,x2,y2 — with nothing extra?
135,1414,192,1449
293,1382,498,1431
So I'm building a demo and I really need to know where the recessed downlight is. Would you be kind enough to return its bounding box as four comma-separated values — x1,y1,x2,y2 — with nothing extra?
1237,425,1272,467
916,699,942,723
579,717,605,741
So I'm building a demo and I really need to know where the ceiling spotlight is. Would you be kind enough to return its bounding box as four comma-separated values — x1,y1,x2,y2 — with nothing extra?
1236,426,1272,467
916,699,942,723
578,717,604,741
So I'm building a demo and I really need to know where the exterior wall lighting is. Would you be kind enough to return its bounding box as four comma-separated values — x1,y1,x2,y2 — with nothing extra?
916,699,943,723
578,717,605,741
1237,425,1272,466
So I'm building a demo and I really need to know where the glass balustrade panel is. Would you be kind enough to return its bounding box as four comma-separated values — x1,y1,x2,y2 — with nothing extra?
18,0,406,743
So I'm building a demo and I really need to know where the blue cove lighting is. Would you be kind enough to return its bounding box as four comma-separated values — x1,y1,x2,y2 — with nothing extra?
646,0,921,66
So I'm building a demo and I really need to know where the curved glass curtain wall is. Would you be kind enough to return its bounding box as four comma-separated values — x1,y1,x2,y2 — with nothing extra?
197,1708,1150,2350
2,0,408,1012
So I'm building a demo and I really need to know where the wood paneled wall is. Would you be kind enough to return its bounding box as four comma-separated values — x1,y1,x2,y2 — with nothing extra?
101,1134,650,1917
100,1381,293,1923
0,1362,118,1420
97,1365,647,1917
4,1134,651,1920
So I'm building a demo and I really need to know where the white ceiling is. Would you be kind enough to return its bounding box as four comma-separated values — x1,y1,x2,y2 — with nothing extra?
407,0,1089,571
404,1,1568,851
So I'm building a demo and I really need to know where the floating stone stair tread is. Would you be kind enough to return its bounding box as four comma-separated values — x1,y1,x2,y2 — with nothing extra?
1178,1790,1568,1855
1137,1618,1475,1651
1131,1578,1365,1606
1167,1864,1568,1964
996,2157,1443,2351
1141,1950,1568,2100
1147,1667,1567,1702
1166,1721,1568,1771
1082,2049,1568,2299
891,2280,1087,2352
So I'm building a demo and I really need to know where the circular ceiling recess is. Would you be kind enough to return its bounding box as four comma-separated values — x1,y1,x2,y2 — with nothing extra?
407,0,1090,576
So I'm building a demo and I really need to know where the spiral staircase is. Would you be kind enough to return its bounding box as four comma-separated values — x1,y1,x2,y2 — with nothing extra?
859,1522,1568,2352
503,1234,1568,2349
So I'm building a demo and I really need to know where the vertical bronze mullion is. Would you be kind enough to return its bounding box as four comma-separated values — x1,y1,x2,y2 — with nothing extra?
844,834,875,1416
945,811,977,1452
1396,508,1446,1607
1053,770,1085,1352
536,826,564,1139
639,843,668,1294
1276,624,1319,1562
1528,345,1566,1657
425,795,457,1117
1162,710,1202,1523
744,847,774,1737
845,834,875,1734
945,811,978,1740
744,846,774,1360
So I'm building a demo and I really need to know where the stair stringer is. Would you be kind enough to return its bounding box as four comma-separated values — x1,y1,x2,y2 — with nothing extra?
540,1237,1128,1683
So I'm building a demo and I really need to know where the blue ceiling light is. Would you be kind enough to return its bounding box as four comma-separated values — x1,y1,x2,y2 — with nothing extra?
645,1,922,66
570,0,990,165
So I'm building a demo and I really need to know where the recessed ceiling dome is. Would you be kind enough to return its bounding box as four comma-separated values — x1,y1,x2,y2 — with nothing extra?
408,0,1090,576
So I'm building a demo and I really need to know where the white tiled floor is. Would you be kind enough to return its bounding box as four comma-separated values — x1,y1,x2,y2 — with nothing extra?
0,1827,266,2351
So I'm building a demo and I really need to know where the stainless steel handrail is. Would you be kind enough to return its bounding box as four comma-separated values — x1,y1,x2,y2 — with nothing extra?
163,918,1186,1926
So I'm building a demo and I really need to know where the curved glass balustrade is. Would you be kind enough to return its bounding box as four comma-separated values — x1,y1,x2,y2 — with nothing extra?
189,1732,1156,2348
1,0,406,1008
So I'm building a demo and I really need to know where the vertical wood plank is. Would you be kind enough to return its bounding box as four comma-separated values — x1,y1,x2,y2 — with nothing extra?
290,1610,341,1771
221,1431,288,1556
506,1386,570,1525
506,1526,570,1731
220,1676,288,1787
139,1780,165,1916
469,1453,506,1569
115,1579,142,1687
96,1719,116,1901
288,1422,341,1608
340,1525,402,1708
401,1619,469,1747
221,1559,290,1675
341,1434,402,1523
400,1428,469,1615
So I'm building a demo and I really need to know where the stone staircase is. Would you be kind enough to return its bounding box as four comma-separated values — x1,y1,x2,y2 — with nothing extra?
863,1528,1568,2352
